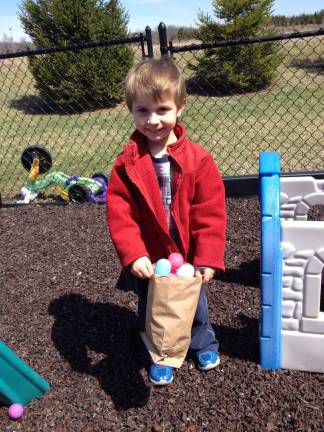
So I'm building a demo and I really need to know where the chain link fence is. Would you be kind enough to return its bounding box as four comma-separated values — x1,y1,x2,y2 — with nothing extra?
167,28,324,180
0,27,323,200
0,32,152,200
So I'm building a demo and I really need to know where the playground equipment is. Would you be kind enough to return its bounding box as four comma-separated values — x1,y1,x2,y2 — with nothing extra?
17,146,109,204
259,152,324,373
0,341,50,419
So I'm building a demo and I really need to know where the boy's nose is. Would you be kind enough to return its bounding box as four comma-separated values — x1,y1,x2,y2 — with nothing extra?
147,112,159,125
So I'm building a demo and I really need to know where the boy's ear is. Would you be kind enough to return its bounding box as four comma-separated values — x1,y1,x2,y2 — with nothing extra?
177,99,187,117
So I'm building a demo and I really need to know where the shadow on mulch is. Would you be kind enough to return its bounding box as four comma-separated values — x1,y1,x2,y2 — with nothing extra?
214,314,259,363
219,259,260,288
216,258,260,363
48,293,151,410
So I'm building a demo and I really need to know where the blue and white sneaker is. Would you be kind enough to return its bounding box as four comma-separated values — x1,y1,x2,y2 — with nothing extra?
149,364,174,385
197,351,220,371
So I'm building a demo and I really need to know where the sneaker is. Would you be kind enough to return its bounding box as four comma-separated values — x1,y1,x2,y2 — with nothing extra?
149,364,174,385
197,351,220,371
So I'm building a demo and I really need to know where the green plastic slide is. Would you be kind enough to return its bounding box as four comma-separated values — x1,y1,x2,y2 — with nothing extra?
0,341,50,406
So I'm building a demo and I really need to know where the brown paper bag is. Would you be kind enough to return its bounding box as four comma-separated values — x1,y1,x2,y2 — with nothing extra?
140,274,202,368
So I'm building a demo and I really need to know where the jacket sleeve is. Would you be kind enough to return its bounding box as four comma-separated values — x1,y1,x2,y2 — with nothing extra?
189,153,226,271
106,159,149,269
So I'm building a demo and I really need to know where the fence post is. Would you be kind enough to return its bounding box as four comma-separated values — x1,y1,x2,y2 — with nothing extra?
139,33,146,59
145,26,154,58
158,22,169,56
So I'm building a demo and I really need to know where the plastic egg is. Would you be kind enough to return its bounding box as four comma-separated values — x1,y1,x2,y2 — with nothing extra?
176,263,195,278
154,258,172,276
168,253,184,273
8,403,24,420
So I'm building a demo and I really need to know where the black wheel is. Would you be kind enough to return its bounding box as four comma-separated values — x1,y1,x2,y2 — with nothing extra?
92,172,109,185
68,184,91,203
21,145,52,174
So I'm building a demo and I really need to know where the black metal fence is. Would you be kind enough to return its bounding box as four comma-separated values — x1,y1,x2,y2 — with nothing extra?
0,25,323,200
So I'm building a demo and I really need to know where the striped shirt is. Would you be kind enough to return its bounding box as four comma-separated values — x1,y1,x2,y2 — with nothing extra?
151,154,180,248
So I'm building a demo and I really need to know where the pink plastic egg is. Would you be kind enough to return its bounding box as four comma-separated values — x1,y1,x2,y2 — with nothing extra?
8,403,24,420
168,253,184,273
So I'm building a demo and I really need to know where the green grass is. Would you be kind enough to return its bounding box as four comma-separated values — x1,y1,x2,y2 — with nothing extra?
176,35,324,175
0,36,323,197
184,81,324,176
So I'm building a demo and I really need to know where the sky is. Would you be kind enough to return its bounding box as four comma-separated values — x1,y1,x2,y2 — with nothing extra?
1,0,324,42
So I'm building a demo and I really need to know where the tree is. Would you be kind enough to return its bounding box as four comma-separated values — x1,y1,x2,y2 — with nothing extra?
177,27,195,43
190,0,282,93
19,0,134,110
177,28,185,43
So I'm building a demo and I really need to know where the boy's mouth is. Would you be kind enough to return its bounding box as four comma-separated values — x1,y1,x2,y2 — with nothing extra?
146,128,163,134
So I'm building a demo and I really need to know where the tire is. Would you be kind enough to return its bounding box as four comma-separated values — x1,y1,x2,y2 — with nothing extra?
91,172,109,185
68,184,91,203
21,146,52,174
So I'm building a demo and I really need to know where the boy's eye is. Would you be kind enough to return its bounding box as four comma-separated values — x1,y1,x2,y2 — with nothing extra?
158,106,170,113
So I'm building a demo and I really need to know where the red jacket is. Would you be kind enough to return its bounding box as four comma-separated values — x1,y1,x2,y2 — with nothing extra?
106,123,226,271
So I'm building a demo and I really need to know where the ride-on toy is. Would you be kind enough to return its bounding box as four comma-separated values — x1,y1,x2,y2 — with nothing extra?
17,146,108,204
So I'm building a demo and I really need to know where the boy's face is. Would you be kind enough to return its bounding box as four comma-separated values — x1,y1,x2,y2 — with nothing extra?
131,93,185,152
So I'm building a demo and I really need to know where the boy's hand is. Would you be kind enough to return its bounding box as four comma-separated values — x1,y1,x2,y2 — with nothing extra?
131,256,154,279
195,267,216,283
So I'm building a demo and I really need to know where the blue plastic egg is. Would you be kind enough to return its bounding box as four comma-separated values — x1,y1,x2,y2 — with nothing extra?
176,263,195,277
154,258,172,276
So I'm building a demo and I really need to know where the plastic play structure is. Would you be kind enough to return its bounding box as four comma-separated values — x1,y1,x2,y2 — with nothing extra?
259,152,324,373
0,341,50,417
17,146,108,204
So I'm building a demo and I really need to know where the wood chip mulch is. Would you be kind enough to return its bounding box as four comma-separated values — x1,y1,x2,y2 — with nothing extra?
1,197,323,431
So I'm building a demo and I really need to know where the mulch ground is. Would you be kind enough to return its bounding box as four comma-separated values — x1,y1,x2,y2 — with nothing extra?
0,197,323,431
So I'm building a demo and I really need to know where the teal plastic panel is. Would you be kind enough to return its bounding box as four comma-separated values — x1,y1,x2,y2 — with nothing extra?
0,341,50,406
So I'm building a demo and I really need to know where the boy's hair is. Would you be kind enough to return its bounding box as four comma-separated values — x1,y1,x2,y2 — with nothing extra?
125,57,187,111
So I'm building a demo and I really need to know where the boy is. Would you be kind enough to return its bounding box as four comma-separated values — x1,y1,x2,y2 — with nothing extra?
107,57,226,385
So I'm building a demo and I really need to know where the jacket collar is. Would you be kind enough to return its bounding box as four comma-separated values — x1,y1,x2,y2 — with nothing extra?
124,122,188,164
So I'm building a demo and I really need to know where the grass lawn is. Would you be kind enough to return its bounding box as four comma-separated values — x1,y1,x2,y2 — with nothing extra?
0,35,323,197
